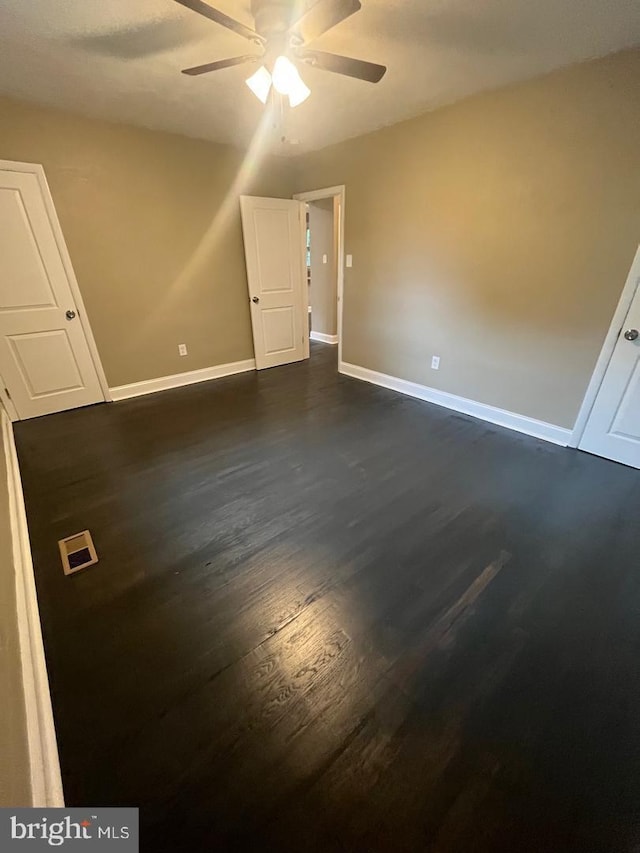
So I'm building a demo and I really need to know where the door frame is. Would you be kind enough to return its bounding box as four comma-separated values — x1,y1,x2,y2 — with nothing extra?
293,186,346,364
569,244,640,448
0,159,110,421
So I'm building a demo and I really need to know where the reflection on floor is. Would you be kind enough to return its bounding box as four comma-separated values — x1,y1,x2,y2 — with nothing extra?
15,342,640,852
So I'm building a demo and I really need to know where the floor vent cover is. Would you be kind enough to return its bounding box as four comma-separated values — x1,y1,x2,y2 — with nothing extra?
59,530,98,576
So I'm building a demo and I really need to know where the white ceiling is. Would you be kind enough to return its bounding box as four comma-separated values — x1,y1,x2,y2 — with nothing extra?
1,0,640,155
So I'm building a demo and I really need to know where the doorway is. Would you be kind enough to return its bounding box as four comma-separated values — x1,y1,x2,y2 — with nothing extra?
239,188,344,371
294,186,345,362
571,246,640,469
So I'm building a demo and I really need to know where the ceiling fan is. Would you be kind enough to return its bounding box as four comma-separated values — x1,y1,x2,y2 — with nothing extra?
174,0,387,107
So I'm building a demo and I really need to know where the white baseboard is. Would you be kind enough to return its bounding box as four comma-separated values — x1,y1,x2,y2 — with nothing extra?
310,332,339,345
2,411,64,807
110,359,256,401
339,362,571,447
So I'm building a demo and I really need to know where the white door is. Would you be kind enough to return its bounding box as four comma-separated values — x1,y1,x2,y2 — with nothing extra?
579,281,640,468
0,166,104,419
240,196,308,370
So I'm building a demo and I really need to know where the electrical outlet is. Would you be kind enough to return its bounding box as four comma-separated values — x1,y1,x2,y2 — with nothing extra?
178,344,188,357
431,356,440,370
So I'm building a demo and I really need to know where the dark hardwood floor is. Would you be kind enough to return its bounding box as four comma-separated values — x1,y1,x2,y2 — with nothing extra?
15,342,640,852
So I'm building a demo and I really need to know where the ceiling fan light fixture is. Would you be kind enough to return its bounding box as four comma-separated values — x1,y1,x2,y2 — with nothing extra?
271,55,298,95
287,75,311,108
178,0,387,111
271,55,311,107
245,65,272,103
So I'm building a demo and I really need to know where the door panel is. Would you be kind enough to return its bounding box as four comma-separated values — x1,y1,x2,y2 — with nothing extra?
8,331,84,397
240,196,307,370
0,189,57,310
609,357,640,440
579,283,640,468
262,307,296,355
254,208,295,292
0,168,104,419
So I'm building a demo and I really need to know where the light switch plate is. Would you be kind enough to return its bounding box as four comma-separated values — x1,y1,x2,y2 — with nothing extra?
322,254,328,264
346,254,353,268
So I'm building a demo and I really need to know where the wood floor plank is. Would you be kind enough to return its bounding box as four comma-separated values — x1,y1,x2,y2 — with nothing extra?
15,342,640,852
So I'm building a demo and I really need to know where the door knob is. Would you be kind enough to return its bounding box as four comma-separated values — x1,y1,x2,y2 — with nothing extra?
624,329,639,341
65,310,76,320
251,296,260,304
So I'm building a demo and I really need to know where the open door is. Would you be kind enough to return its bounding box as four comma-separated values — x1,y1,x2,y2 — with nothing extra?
240,196,308,370
578,277,640,469
0,164,105,419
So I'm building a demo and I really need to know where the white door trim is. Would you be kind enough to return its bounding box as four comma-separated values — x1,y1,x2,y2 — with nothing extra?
0,159,111,412
294,186,346,365
0,374,19,421
569,245,640,448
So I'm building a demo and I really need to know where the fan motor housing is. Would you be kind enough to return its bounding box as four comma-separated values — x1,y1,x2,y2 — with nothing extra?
251,0,298,37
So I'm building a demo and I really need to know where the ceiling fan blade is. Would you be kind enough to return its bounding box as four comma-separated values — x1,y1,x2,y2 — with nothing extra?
174,0,263,43
182,55,258,75
298,50,386,83
292,0,361,45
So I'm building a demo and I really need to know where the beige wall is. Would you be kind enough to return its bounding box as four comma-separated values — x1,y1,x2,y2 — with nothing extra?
294,48,640,428
0,97,294,387
0,414,31,806
308,198,338,336
2,48,639,421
